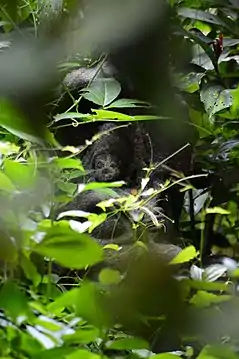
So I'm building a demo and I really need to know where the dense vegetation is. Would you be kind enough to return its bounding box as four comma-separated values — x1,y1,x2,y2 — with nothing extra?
0,0,239,358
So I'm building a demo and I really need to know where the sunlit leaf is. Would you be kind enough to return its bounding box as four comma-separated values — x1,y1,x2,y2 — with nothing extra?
78,181,124,193
0,171,16,191
205,207,230,215
170,245,198,264
0,141,20,156
103,244,120,251
99,268,122,285
88,213,107,233
190,290,231,308
197,345,239,359
93,109,133,121
151,354,181,359
4,159,35,189
65,348,103,359
106,337,149,350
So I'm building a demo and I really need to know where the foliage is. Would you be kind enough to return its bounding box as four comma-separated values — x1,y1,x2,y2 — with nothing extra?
0,1,238,359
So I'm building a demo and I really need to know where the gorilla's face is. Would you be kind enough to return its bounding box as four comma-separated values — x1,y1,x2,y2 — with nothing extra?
93,153,121,182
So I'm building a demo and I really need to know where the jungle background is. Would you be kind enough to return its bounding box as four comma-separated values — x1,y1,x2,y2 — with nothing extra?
0,0,239,358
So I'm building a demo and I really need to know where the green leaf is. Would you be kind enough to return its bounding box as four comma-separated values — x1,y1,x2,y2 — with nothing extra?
189,108,213,138
53,158,85,171
190,290,231,308
78,181,124,193
179,28,218,72
170,245,198,264
93,109,134,121
66,349,104,359
0,171,16,191
103,244,120,251
47,287,81,314
134,115,171,121
200,84,232,119
0,99,55,145
178,72,205,93
0,141,20,156
0,232,18,262
63,326,99,345
57,181,77,195
75,281,109,327
33,227,103,269
205,207,230,215
34,347,73,359
0,281,32,321
82,78,121,106
183,279,230,293
53,112,91,123
106,98,150,109
197,345,239,359
48,281,109,326
107,337,149,350
178,8,228,27
35,317,63,332
227,86,239,119
93,110,169,122
20,255,41,287
88,213,108,233
150,354,181,359
99,268,121,285
212,90,233,116
4,159,35,189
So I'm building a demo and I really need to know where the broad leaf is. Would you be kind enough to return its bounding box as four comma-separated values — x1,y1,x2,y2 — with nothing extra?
190,290,231,308
82,78,121,107
200,84,232,119
0,99,56,145
65,349,103,359
63,326,100,345
33,227,103,269
106,337,150,350
52,158,85,171
0,171,16,191
204,264,227,282
4,159,35,189
178,8,228,27
99,268,121,285
170,245,198,264
0,281,32,321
